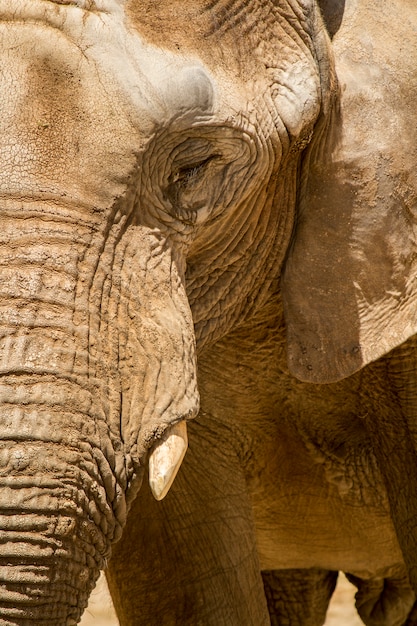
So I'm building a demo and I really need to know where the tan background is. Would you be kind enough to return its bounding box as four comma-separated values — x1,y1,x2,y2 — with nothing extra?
80,572,365,625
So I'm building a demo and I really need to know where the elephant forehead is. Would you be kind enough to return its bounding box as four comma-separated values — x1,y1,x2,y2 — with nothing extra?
0,0,218,119
1,0,322,132
0,0,321,210
0,1,221,209
0,28,136,210
123,0,323,139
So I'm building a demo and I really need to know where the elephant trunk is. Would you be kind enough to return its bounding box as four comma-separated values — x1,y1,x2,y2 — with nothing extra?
0,386,118,624
0,376,121,624
0,202,125,623
0,479,107,624
0,199,199,621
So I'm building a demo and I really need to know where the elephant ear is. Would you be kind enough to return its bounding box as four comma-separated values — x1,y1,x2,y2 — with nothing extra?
282,1,417,383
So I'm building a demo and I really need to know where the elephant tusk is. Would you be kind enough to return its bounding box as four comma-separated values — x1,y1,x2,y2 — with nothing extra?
148,421,188,501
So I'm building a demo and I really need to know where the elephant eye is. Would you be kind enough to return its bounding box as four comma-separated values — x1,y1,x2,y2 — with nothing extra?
164,154,222,224
170,155,219,188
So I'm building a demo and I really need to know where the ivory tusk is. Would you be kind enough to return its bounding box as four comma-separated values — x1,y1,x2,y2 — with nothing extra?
149,421,188,501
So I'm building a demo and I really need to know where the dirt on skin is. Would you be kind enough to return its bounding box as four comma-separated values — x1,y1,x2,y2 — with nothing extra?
80,572,365,625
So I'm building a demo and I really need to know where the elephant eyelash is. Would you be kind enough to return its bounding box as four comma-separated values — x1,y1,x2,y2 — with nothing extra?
171,155,219,188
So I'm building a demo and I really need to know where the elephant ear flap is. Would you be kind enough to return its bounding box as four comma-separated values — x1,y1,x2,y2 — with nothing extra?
282,8,417,383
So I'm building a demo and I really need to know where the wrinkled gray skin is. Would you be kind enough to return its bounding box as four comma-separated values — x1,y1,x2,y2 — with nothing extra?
1,0,417,624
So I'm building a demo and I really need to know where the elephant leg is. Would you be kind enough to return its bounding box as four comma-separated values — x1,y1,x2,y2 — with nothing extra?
346,572,415,626
106,418,270,626
261,568,337,626
362,340,417,593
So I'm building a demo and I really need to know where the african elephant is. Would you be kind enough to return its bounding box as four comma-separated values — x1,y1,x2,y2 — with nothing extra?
1,0,417,624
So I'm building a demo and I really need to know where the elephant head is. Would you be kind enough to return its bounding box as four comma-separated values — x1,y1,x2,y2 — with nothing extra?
0,0,336,621
2,0,417,623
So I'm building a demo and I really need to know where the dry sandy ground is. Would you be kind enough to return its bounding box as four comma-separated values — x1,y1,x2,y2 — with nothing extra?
80,574,117,626
80,572,365,625
325,574,364,626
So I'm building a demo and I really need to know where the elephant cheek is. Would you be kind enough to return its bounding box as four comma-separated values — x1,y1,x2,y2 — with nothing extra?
117,226,199,490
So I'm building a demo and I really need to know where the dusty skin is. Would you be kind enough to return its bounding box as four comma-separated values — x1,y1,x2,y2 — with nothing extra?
2,0,417,624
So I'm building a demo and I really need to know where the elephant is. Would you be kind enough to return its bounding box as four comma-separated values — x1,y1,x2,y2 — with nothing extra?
2,0,417,624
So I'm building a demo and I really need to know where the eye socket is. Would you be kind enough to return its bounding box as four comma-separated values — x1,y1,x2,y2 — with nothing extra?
153,126,255,228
